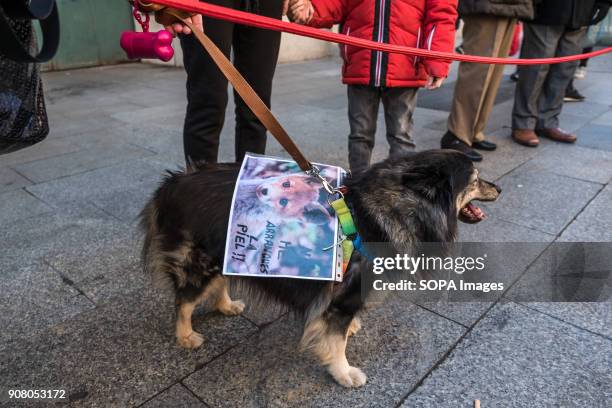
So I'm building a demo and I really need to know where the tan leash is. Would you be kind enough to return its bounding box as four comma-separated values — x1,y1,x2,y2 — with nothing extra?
158,8,315,174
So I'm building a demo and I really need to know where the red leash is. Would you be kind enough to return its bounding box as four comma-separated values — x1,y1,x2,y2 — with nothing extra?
148,0,612,65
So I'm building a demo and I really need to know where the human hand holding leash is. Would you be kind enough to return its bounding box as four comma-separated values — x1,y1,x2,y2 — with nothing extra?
288,0,313,24
164,14,203,36
425,76,444,90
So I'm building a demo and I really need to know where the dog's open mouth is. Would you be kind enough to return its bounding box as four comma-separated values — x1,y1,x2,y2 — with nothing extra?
459,202,485,223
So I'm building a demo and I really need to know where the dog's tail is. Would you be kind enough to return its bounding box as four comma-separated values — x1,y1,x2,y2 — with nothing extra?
139,196,184,290
140,190,202,291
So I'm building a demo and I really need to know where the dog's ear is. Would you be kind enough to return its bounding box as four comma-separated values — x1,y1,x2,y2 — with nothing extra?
302,202,331,225
402,166,452,198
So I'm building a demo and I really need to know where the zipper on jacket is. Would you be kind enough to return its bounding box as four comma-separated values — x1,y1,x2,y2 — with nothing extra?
343,26,350,62
414,27,421,66
427,24,437,51
374,0,386,87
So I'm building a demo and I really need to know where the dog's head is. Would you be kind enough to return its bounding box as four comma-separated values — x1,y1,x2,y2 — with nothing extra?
255,174,329,222
348,150,501,244
397,150,501,224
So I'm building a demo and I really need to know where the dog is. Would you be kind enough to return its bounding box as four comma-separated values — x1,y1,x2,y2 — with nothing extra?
139,150,501,387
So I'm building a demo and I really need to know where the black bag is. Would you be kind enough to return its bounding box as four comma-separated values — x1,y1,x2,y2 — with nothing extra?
0,1,59,154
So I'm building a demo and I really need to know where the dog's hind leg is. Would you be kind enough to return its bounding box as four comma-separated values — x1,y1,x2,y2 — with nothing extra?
214,277,245,316
301,312,366,388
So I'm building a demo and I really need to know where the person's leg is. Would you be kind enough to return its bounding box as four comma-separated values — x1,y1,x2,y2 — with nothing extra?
347,85,380,174
537,27,587,129
381,87,417,159
232,0,283,162
180,0,235,164
580,46,593,68
511,23,562,130
472,17,516,142
448,15,510,145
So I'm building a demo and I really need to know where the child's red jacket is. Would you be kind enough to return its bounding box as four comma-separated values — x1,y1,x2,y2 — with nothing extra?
308,0,458,87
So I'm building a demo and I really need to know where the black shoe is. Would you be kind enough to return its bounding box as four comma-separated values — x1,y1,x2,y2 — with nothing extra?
564,86,585,102
510,72,519,82
441,131,482,162
472,140,497,151
455,44,464,55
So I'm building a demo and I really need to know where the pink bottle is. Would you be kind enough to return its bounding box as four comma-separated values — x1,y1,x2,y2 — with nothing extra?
120,30,175,62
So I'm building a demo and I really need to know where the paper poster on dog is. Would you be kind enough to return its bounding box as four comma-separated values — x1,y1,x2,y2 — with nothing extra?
223,154,343,281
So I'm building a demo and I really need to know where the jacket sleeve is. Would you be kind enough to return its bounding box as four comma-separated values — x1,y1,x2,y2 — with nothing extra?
422,0,458,78
308,0,348,28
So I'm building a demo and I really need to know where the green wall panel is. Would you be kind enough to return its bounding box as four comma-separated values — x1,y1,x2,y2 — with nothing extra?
42,0,133,70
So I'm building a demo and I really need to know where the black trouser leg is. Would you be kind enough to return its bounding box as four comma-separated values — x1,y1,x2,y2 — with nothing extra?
232,0,283,162
180,0,237,164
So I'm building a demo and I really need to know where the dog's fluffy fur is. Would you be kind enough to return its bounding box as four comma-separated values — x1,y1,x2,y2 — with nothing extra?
140,150,500,387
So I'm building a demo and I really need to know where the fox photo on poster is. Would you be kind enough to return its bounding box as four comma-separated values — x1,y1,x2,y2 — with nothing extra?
223,154,343,281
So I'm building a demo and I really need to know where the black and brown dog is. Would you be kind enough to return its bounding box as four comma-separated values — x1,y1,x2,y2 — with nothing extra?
140,150,500,387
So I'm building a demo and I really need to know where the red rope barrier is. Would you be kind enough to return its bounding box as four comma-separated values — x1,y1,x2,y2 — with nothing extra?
149,0,612,65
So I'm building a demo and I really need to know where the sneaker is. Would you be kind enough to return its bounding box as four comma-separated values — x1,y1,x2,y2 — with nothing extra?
455,45,465,55
510,71,519,82
574,67,587,79
564,86,586,102
440,131,482,161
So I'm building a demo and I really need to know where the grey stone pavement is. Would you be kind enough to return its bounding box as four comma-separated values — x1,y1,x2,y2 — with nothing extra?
1,53,612,407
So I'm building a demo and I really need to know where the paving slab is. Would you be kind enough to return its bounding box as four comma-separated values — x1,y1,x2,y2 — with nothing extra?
592,109,612,126
505,242,612,338
559,112,598,134
12,140,154,183
111,124,185,166
47,91,148,121
417,242,550,327
46,112,128,140
183,296,464,408
520,143,612,184
580,80,612,105
0,202,125,266
141,384,205,408
576,123,612,152
0,290,257,408
559,184,612,241
561,100,611,119
0,167,31,193
518,302,612,340
45,231,143,304
401,302,612,407
468,128,542,182
0,205,129,345
0,136,82,167
0,256,94,348
480,166,602,235
458,217,555,243
25,158,168,208
0,189,52,226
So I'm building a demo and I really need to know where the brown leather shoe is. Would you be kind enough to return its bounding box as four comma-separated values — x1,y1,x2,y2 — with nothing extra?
537,127,577,143
512,129,540,147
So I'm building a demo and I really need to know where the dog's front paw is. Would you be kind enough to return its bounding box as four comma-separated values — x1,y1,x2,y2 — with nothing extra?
330,365,367,388
177,331,204,349
219,299,245,316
